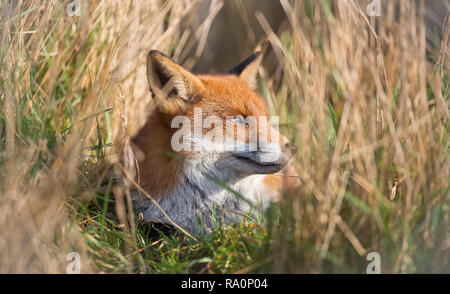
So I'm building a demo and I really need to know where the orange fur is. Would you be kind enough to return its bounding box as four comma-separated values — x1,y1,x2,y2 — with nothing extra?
132,110,182,198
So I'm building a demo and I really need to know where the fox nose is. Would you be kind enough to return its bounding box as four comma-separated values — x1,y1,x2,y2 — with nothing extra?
285,142,297,155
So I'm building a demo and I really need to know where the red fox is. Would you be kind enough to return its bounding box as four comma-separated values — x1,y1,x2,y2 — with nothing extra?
131,50,299,234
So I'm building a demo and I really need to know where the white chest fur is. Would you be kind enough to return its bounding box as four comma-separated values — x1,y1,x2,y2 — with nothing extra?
134,173,277,235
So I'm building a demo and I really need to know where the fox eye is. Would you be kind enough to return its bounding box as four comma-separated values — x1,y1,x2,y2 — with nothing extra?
227,115,246,124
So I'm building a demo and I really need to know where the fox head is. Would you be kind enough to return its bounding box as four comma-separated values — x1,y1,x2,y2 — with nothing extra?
132,50,297,197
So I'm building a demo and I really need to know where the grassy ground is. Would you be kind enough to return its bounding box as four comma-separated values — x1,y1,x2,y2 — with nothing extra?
0,1,449,273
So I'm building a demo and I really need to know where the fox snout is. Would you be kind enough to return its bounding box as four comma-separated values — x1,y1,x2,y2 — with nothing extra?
231,135,297,175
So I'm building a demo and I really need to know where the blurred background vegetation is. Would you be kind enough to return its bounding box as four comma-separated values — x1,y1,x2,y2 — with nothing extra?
0,0,448,273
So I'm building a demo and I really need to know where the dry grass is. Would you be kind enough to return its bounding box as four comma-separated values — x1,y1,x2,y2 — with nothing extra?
0,0,214,273
0,0,448,273
259,0,449,273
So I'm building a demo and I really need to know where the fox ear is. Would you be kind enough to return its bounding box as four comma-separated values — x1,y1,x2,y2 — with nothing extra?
226,52,262,89
146,50,203,114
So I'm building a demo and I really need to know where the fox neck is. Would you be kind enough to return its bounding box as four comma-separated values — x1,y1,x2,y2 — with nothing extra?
135,159,272,234
133,111,182,198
